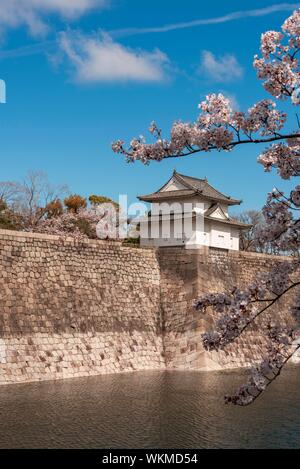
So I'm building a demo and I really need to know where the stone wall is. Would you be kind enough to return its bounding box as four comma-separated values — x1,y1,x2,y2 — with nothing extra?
159,246,295,371
0,230,164,384
0,230,297,385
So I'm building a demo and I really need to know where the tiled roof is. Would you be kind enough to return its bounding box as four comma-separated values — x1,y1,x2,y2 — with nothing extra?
138,171,242,205
138,189,195,201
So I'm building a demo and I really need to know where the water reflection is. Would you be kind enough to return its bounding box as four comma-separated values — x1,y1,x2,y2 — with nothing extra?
0,366,299,448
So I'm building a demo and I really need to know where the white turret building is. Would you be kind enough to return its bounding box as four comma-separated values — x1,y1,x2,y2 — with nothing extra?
138,171,250,251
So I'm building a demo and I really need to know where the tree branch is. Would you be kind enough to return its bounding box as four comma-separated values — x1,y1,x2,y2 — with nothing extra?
161,132,300,160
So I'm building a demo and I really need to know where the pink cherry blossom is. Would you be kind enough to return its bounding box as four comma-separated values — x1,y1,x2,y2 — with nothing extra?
260,31,283,59
32,207,114,241
112,8,300,405
283,9,300,37
258,141,300,179
291,185,300,205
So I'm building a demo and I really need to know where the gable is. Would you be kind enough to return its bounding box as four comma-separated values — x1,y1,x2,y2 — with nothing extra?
160,177,188,192
206,205,228,220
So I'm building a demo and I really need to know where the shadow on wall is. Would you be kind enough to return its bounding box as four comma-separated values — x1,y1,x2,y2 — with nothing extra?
0,230,164,384
157,246,295,372
0,229,296,384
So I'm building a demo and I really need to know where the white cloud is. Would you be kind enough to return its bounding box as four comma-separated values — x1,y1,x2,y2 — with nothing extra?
200,50,243,82
0,0,108,36
58,31,169,83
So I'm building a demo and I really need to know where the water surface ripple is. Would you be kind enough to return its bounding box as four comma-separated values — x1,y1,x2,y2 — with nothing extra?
0,366,299,448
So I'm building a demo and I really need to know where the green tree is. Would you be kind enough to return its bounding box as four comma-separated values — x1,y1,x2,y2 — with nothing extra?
89,194,119,209
0,199,21,230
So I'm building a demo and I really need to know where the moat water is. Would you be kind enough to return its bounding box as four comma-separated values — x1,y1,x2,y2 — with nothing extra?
0,366,299,448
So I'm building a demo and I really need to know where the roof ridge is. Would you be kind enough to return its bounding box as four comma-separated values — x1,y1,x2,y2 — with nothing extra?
174,172,208,193
176,172,240,202
176,172,206,182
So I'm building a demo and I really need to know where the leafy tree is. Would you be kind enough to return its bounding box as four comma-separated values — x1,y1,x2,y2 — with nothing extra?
113,10,300,405
0,199,21,231
64,194,87,213
89,194,119,209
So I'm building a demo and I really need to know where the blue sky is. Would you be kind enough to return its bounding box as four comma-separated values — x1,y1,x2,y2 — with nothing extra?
0,0,299,213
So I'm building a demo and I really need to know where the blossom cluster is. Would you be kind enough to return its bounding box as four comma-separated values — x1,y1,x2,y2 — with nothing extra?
111,8,300,405
254,10,300,101
194,261,298,352
112,95,287,163
32,208,105,241
226,337,296,406
195,255,300,406
258,139,300,179
193,10,300,405
254,189,300,253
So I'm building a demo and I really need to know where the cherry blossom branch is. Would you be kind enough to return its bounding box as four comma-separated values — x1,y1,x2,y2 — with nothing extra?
195,263,300,352
226,342,300,406
111,8,300,405
112,118,296,164
147,132,300,160
112,93,292,163
230,280,300,343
